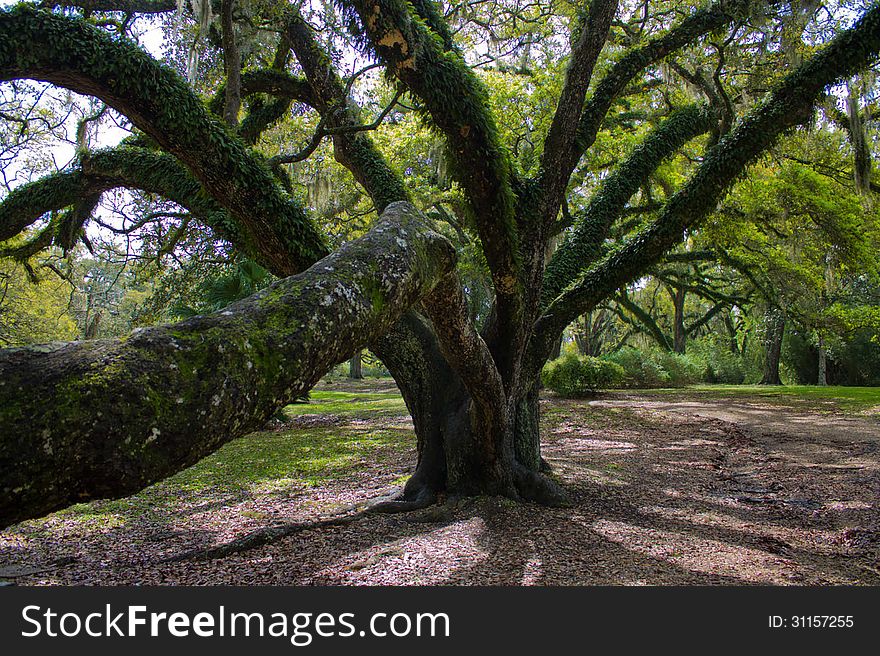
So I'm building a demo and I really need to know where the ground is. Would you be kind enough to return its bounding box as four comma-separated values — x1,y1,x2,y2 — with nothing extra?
1,380,878,585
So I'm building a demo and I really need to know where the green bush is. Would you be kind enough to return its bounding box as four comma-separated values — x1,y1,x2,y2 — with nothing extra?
541,354,625,397
601,348,669,387
655,351,704,386
702,349,746,384
600,348,707,387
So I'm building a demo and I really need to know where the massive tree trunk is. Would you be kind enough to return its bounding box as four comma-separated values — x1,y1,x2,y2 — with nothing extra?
0,203,454,528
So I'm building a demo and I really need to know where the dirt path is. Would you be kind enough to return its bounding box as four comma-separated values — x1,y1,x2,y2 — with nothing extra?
2,391,878,585
591,395,880,442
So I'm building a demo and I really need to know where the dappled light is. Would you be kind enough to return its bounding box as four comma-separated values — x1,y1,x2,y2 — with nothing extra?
2,381,878,585
589,519,797,584
1,0,879,597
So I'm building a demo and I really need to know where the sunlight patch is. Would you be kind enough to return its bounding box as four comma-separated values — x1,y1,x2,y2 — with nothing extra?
589,519,797,583
319,518,488,585
552,437,637,453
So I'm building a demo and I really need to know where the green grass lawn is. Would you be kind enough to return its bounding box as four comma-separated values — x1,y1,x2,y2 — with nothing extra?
633,384,880,412
21,387,412,530
284,389,409,418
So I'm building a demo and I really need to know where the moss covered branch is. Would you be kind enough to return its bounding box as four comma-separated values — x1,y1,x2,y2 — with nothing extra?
283,8,409,213
535,2,880,355
208,69,317,116
538,0,618,226
572,0,770,173
542,104,716,303
0,147,245,249
341,0,522,299
0,202,455,528
0,5,327,275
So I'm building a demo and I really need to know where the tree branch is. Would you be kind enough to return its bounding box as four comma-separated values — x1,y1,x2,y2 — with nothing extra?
340,0,522,300
614,290,672,350
283,8,409,213
538,0,618,226
220,0,241,127
542,103,716,304
536,3,880,349
572,0,768,173
0,147,250,258
0,5,326,276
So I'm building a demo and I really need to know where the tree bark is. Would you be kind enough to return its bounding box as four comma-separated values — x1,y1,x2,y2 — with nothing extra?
0,203,454,528
671,286,687,354
549,335,563,360
724,312,740,354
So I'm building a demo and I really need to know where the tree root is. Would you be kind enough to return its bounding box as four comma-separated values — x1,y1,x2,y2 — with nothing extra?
164,469,567,563
365,483,438,514
512,465,571,507
164,485,441,562
163,512,367,563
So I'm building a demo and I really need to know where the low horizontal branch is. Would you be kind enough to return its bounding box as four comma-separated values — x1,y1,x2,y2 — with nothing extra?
0,202,455,528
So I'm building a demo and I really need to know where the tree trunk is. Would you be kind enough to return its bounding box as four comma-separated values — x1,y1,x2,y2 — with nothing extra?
817,333,828,386
672,286,687,354
549,335,563,360
348,351,363,379
724,312,740,354
367,267,567,511
0,203,454,528
574,314,588,355
759,309,785,385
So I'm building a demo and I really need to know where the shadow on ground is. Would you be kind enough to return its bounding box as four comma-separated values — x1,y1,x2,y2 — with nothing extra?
2,385,878,585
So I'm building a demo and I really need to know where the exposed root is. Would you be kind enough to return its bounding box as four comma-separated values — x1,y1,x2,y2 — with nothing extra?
366,483,438,514
163,511,367,562
164,466,567,563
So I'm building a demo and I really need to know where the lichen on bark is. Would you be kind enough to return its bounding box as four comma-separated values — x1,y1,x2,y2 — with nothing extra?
0,202,454,528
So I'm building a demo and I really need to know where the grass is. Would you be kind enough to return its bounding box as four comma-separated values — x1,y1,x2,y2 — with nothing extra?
284,390,408,418
23,387,413,530
631,384,880,413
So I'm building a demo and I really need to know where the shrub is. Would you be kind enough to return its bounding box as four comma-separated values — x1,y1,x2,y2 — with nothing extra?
601,348,669,388
541,354,625,397
703,349,746,384
600,348,709,387
655,351,704,386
